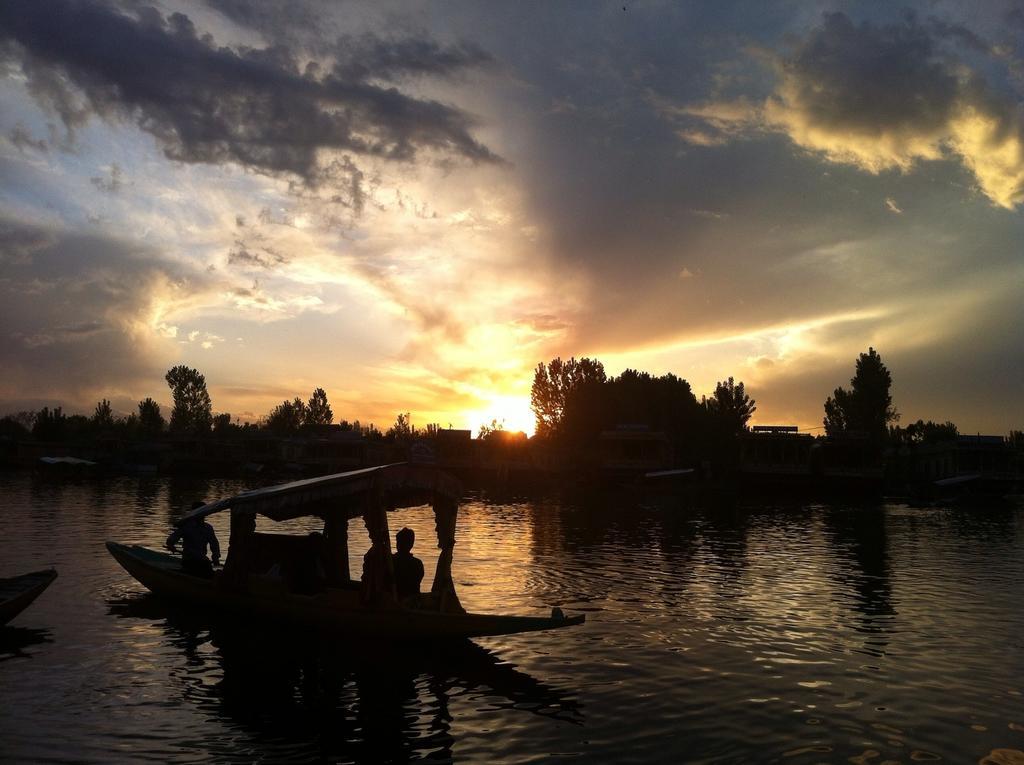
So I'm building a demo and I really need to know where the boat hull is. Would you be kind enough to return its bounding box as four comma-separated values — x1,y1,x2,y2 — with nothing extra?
106,542,584,639
0,569,58,626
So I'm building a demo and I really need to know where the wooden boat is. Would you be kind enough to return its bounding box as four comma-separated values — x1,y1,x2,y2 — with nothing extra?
107,464,584,639
0,569,58,626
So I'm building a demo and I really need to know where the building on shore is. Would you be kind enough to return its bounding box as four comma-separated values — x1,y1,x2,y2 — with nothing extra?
896,434,1021,500
598,425,673,479
738,425,884,495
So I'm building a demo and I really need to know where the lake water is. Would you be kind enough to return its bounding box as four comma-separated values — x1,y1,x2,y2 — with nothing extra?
1,473,1023,764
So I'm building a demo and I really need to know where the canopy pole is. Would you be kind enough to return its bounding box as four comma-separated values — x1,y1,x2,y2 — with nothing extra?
430,495,464,614
323,514,349,583
223,511,256,590
360,484,395,603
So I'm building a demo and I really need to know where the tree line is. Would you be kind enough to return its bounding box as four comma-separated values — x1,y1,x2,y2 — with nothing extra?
528,347,1001,457
0,365,413,443
528,356,756,463
1,349,1014,450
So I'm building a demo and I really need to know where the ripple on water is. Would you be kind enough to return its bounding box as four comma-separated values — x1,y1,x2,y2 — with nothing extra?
1,477,1024,762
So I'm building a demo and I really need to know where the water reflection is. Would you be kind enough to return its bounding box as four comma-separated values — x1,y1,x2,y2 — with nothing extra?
109,595,582,762
0,626,52,662
3,473,1024,763
823,507,896,655
166,475,214,522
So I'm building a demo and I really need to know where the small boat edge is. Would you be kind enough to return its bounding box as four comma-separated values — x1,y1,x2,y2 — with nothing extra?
106,541,585,639
0,567,58,627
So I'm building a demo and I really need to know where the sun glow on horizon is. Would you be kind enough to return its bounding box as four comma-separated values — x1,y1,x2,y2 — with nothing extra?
464,394,536,438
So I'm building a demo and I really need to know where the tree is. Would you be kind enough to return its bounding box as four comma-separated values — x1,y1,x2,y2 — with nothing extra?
137,397,165,438
8,411,36,431
305,387,333,426
894,419,958,445
478,418,505,441
530,356,607,439
265,398,306,434
0,415,31,440
32,406,66,441
92,398,114,429
823,347,898,441
212,412,233,434
705,377,756,435
165,365,213,435
386,412,413,442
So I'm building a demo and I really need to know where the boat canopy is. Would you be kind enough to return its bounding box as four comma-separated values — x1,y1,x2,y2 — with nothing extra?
177,463,462,525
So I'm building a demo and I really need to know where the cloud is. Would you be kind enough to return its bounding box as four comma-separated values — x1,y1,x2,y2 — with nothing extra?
676,12,1024,208
227,241,289,270
0,217,219,405
89,163,123,193
0,0,499,184
331,33,494,84
885,197,902,214
8,124,50,153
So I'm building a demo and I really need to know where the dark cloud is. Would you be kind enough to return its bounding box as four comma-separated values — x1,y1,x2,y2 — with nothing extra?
227,241,289,270
204,0,322,41
679,12,1024,207
208,0,494,79
0,220,56,264
0,0,498,182
8,124,49,153
330,34,493,83
89,163,123,193
0,218,215,405
779,12,960,138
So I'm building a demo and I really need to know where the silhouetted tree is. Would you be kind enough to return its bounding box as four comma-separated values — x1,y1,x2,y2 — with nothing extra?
137,397,165,437
0,415,30,440
265,398,306,434
386,412,413,442
93,398,114,429
531,357,606,438
120,413,138,435
555,367,708,462
704,377,756,435
478,418,505,440
212,412,233,434
165,365,213,436
422,423,441,437
32,406,66,441
7,411,36,431
305,387,333,426
893,419,958,444
823,347,898,442
64,414,91,441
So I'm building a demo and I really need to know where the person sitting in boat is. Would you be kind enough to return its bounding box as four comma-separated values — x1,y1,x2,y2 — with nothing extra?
165,502,221,578
393,527,424,604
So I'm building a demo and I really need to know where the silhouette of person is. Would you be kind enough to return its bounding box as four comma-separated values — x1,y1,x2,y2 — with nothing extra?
393,527,424,604
166,501,221,578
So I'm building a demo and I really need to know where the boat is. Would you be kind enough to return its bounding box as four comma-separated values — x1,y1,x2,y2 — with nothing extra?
0,569,58,626
107,463,584,639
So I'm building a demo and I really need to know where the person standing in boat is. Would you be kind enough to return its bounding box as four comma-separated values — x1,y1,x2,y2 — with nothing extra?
166,501,221,578
393,527,424,604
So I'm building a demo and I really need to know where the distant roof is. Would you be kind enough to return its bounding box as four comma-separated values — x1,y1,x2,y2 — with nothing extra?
957,435,1006,446
177,463,461,525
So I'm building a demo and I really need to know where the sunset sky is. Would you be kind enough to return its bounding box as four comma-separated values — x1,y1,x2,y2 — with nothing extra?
1,0,1022,435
